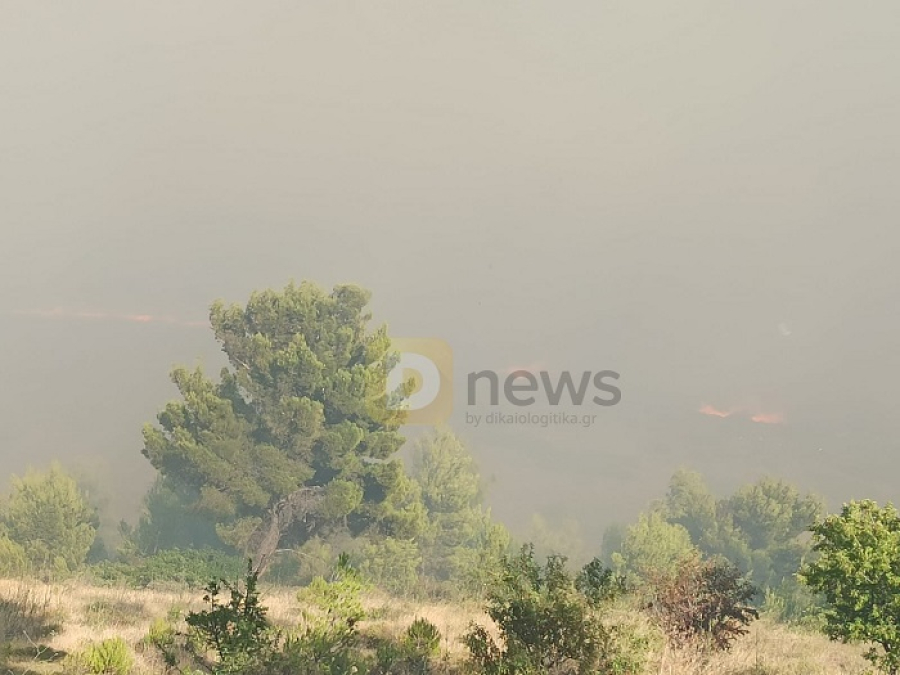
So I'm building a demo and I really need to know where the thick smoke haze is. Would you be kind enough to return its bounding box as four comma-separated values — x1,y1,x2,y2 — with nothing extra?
2,3,899,548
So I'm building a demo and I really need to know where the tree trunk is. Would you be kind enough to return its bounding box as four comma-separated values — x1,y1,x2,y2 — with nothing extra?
245,486,324,577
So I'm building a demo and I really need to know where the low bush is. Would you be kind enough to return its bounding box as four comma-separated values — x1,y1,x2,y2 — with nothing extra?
576,558,628,607
760,578,826,630
464,545,624,675
146,555,450,675
601,617,660,675
69,637,134,675
647,555,758,651
374,618,443,674
83,598,146,628
185,562,275,673
92,548,245,589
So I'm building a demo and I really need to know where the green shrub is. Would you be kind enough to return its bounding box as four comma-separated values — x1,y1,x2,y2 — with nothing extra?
288,555,371,671
374,618,443,674
297,554,367,631
403,617,441,657
464,545,614,675
246,568,373,675
267,628,369,675
576,558,628,606
149,555,445,675
358,537,422,596
93,548,244,588
146,556,374,675
602,618,660,675
141,616,178,668
73,638,134,675
185,562,275,673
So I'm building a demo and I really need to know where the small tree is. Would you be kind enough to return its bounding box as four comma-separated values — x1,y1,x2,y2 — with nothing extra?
410,429,510,596
611,510,696,583
664,469,718,545
799,500,900,675
0,534,29,576
725,477,823,552
1,463,97,574
184,561,274,673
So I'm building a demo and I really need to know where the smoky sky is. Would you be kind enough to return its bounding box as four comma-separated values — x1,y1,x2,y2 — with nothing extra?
2,3,899,546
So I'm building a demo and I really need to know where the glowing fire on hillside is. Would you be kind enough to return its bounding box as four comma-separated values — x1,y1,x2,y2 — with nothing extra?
699,403,784,424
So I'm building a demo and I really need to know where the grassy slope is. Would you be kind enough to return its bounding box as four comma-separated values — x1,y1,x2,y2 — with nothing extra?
0,578,868,675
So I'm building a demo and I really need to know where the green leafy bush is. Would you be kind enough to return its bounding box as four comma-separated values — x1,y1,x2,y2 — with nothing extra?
576,558,628,606
141,616,179,669
288,555,371,671
266,629,368,675
185,562,275,673
602,619,660,675
147,562,277,673
297,553,367,630
464,545,616,675
800,500,900,675
147,555,445,675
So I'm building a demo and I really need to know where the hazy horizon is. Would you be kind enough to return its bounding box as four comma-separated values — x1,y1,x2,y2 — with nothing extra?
3,2,899,550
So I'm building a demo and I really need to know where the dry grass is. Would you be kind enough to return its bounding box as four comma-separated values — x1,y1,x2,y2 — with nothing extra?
656,620,868,675
0,577,873,675
358,592,490,658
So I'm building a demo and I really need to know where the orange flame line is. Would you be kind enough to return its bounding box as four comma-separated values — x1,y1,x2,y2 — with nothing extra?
700,403,785,424
750,412,784,424
699,404,735,418
12,308,205,328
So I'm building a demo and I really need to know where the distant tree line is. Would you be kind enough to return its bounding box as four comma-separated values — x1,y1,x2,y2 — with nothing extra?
603,469,824,620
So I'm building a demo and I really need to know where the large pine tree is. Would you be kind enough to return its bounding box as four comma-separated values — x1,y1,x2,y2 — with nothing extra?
142,281,420,573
